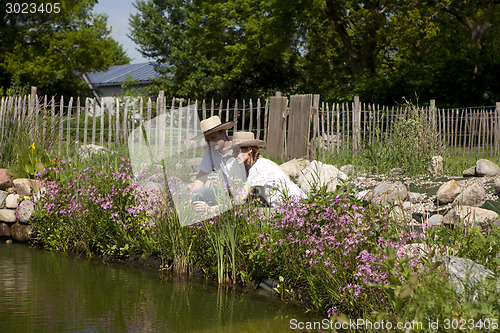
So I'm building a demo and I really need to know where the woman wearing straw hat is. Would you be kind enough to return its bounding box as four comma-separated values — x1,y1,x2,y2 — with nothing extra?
194,131,305,212
190,116,246,205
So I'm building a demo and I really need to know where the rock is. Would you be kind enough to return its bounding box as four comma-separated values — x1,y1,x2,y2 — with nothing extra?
0,169,14,190
296,160,348,193
443,206,499,236
0,209,17,223
436,180,462,205
5,194,20,209
495,178,500,195
445,256,498,302
11,223,32,242
0,190,8,209
408,192,426,203
78,144,114,160
427,214,444,227
365,181,408,206
475,159,500,177
428,155,444,176
462,166,476,177
402,201,412,210
17,200,35,224
0,222,11,239
356,189,371,201
13,178,39,196
452,183,486,207
280,158,311,178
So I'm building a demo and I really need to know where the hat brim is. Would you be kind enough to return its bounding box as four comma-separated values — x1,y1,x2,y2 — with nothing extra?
232,139,266,148
190,121,234,140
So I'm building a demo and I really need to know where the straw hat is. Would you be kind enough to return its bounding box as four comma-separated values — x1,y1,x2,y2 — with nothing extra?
191,115,234,140
232,132,266,148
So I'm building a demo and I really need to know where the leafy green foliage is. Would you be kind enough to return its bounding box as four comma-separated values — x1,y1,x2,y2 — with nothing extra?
0,0,130,97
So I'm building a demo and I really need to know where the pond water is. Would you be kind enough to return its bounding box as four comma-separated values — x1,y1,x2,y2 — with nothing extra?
0,243,321,332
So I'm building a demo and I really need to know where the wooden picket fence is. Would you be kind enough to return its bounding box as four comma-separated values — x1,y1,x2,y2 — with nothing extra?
1,87,499,162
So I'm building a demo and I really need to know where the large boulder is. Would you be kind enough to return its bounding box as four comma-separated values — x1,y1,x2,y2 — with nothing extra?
17,200,35,224
427,214,444,227
296,160,348,193
365,181,408,206
0,209,17,223
436,180,462,205
475,159,500,177
0,169,14,190
445,256,498,301
443,206,498,236
280,158,311,178
452,183,486,207
428,155,444,176
11,223,32,242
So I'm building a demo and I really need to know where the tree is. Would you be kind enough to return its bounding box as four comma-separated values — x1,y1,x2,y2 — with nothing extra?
129,0,301,99
0,0,130,97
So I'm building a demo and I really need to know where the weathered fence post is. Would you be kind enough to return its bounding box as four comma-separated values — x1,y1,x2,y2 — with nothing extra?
495,102,500,155
287,94,313,159
266,93,288,161
430,99,437,132
352,96,361,151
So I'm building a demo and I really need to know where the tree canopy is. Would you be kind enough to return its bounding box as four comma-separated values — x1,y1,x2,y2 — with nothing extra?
0,0,130,97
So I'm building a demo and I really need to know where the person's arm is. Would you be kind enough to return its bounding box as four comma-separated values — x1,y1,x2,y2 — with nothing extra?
191,170,209,191
234,182,252,205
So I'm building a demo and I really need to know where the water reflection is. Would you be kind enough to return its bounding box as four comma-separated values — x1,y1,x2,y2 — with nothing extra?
0,244,319,332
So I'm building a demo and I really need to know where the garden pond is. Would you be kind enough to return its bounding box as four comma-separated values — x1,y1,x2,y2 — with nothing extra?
0,243,321,332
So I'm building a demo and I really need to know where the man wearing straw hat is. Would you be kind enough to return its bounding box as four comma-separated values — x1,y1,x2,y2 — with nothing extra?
190,115,246,205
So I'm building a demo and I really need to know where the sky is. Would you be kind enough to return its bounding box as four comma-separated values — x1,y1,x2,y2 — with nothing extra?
93,0,149,64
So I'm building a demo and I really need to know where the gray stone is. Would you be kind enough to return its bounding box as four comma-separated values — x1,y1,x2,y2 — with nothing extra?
462,166,476,177
452,183,486,207
408,192,426,203
5,194,20,209
0,209,16,223
11,223,32,242
17,200,35,224
443,206,499,236
310,134,341,152
280,158,311,178
476,159,500,177
427,214,444,227
0,222,11,239
445,256,498,302
366,181,408,206
0,190,8,209
0,169,14,190
495,178,500,195
428,155,444,176
436,180,461,205
296,160,348,193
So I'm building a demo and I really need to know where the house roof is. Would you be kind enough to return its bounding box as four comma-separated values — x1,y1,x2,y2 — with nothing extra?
87,62,159,87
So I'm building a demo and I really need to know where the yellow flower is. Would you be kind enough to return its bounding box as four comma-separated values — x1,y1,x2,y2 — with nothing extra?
28,142,35,150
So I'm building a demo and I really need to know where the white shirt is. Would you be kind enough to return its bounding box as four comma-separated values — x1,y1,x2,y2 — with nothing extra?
199,146,247,193
247,157,306,207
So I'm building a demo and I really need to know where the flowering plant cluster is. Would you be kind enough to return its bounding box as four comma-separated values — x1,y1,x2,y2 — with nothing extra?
31,158,157,255
262,192,423,316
